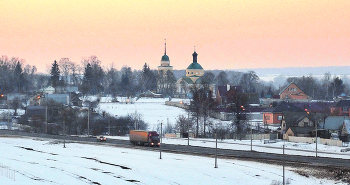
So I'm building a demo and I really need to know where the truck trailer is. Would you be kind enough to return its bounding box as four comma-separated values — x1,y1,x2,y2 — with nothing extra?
129,130,160,146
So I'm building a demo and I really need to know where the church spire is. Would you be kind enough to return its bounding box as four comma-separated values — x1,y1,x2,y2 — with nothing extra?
164,39,167,55
192,46,198,63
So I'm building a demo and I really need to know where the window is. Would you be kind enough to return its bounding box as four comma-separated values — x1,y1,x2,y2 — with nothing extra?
342,107,348,112
304,122,308,127
277,116,282,121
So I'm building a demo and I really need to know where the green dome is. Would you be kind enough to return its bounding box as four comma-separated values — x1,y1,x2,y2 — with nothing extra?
187,62,203,70
161,54,169,61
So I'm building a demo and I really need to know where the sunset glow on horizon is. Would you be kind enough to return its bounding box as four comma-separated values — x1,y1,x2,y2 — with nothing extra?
1,0,349,73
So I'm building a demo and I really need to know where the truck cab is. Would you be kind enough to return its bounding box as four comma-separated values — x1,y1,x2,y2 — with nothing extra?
148,131,160,146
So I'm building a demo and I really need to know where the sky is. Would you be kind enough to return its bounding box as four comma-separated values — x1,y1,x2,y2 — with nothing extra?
1,0,350,73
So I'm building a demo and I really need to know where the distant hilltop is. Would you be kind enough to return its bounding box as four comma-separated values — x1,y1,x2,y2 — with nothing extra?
173,66,350,81
235,66,350,78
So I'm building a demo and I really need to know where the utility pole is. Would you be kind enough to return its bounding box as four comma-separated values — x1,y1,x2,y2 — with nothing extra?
160,121,162,159
251,126,253,151
215,133,218,168
63,120,66,148
316,121,318,157
7,97,10,130
283,144,285,185
108,116,111,136
45,104,48,134
87,107,90,137
187,111,190,146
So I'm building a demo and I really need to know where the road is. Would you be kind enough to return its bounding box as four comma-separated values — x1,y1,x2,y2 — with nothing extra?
1,130,350,169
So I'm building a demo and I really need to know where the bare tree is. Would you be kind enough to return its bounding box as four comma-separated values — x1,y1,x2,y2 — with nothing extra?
175,115,193,137
239,71,259,93
58,58,75,87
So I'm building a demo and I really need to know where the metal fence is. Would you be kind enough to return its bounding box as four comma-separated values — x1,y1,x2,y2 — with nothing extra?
0,163,16,181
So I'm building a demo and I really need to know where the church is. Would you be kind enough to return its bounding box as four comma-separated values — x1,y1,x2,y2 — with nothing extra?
157,42,215,98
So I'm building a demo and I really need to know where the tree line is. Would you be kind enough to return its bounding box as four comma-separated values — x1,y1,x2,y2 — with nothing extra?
2,55,349,100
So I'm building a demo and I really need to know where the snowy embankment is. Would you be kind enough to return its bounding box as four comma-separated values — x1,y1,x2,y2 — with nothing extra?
0,137,344,185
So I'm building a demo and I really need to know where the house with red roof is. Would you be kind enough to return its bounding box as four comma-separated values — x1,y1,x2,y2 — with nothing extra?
279,82,309,100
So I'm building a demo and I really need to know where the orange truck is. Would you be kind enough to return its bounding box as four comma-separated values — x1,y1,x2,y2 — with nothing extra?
129,130,160,146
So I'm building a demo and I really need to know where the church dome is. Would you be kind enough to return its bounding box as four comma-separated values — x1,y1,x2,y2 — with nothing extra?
161,54,169,61
187,62,203,70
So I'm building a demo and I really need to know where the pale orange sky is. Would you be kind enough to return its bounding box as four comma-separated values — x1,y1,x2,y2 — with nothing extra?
1,0,349,73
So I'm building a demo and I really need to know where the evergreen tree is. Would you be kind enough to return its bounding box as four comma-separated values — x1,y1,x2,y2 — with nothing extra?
50,60,60,89
14,61,24,93
105,66,119,98
81,63,93,95
120,66,134,97
332,77,345,97
164,70,176,97
140,63,157,93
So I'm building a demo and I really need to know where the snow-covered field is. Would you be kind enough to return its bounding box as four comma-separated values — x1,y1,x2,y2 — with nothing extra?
96,97,221,131
0,97,349,184
0,137,345,185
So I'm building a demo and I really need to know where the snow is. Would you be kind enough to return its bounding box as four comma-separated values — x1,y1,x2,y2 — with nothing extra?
97,97,189,130
1,97,349,184
0,137,344,185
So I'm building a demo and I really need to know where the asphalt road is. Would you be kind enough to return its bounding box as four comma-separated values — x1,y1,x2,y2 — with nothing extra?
1,130,350,169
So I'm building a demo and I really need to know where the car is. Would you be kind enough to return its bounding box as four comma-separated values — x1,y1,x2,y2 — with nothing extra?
96,135,106,142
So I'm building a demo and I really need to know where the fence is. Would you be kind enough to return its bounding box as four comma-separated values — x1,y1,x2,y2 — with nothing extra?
319,138,343,147
241,134,278,140
165,101,189,109
0,163,15,181
288,136,343,147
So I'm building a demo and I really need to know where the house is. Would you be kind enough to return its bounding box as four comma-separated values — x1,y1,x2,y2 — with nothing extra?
281,111,315,139
324,116,350,137
139,90,163,98
262,101,305,126
25,106,46,123
216,85,231,105
330,100,350,116
42,86,55,94
216,85,259,106
279,82,309,100
340,120,350,142
47,94,70,105
0,93,26,109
